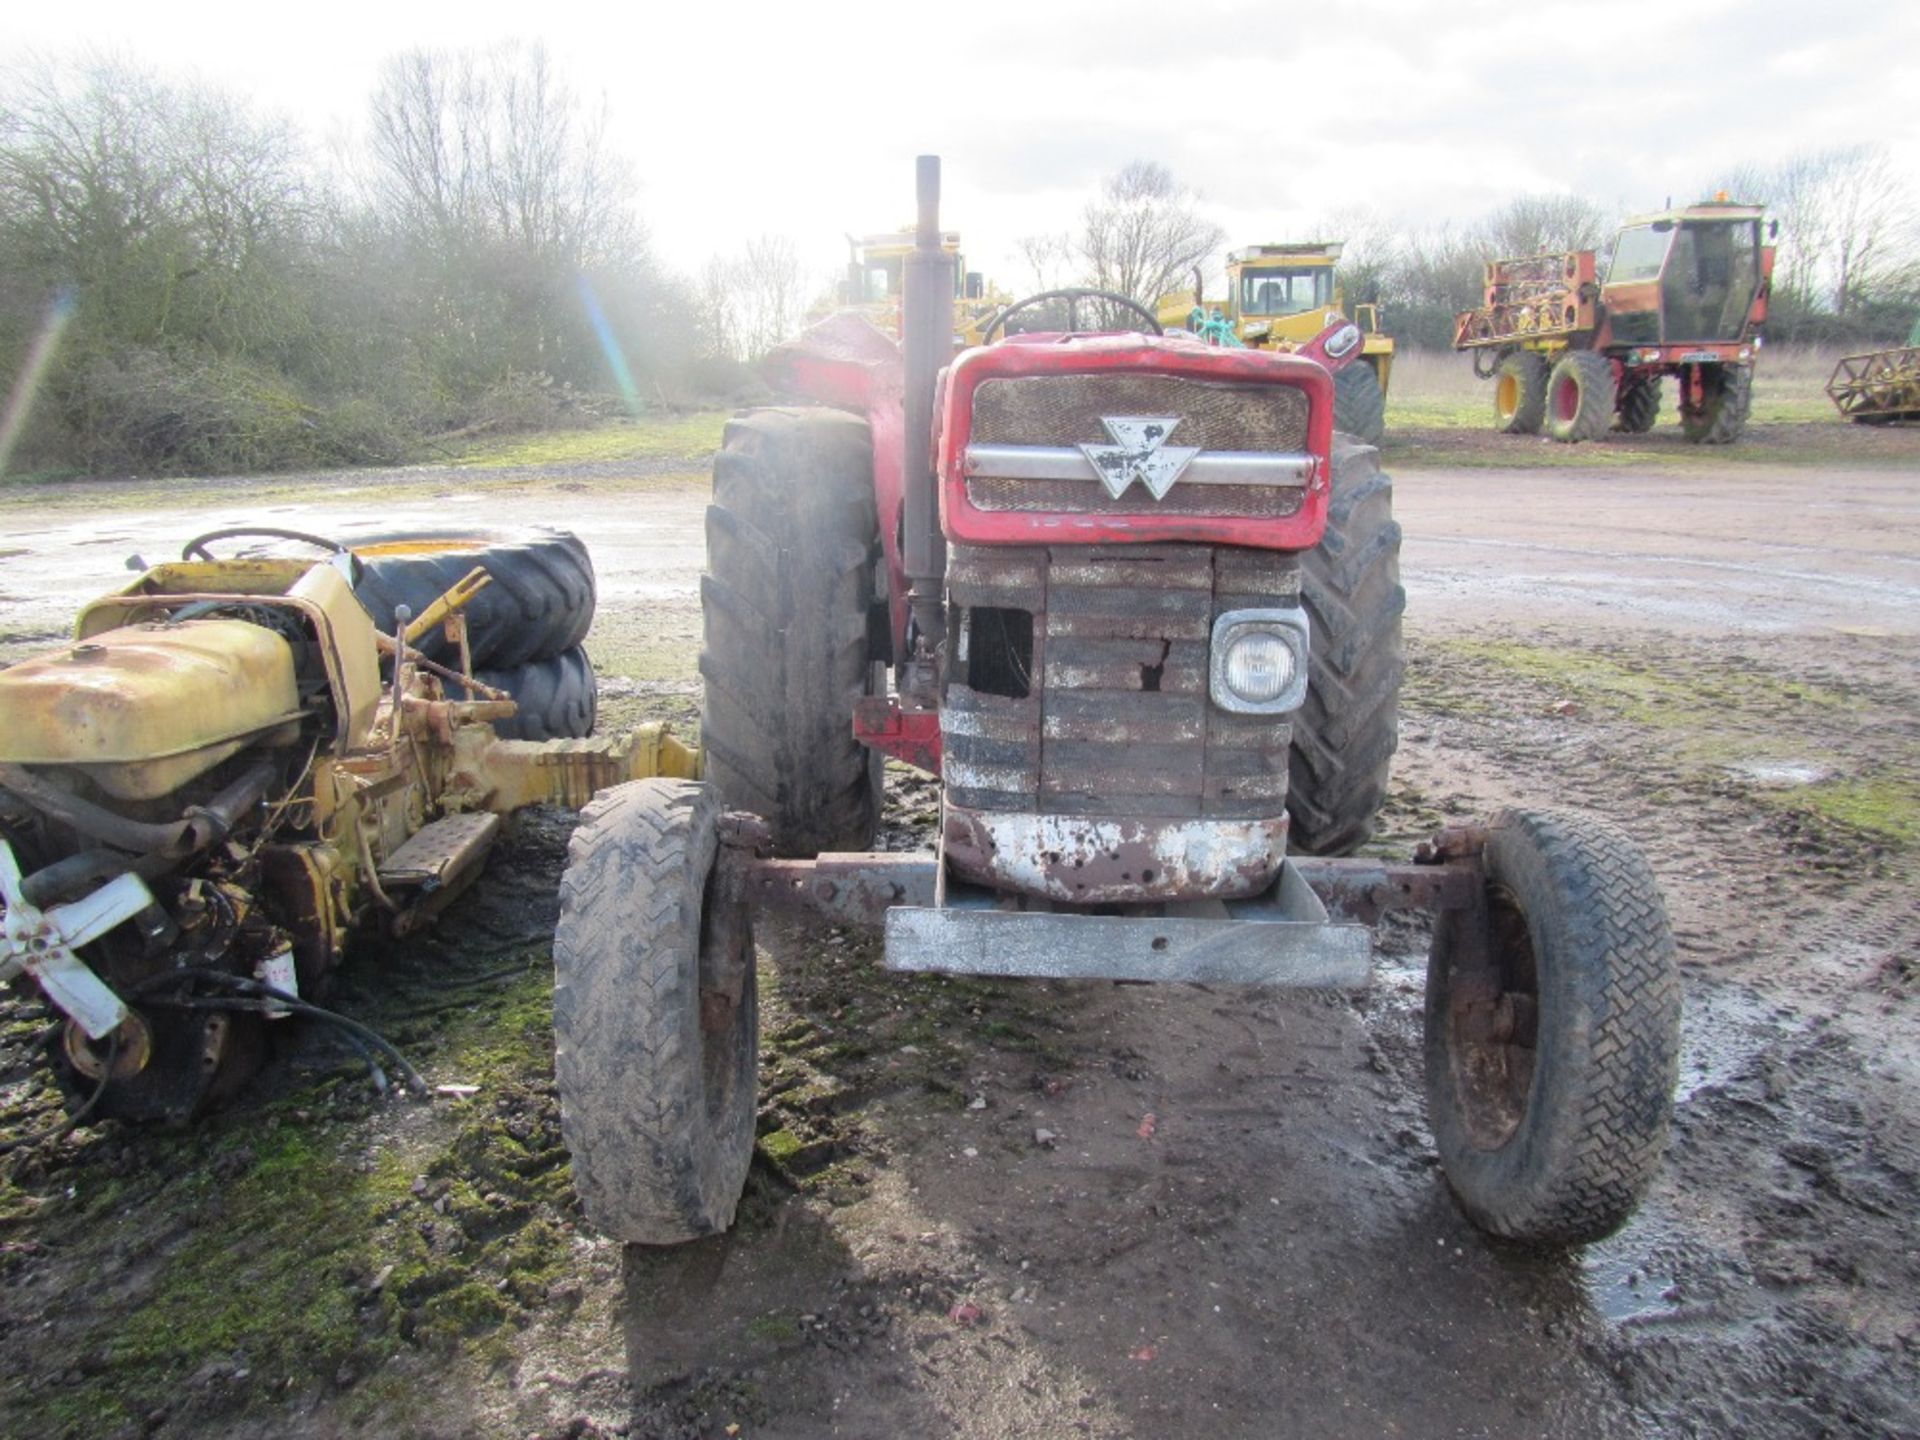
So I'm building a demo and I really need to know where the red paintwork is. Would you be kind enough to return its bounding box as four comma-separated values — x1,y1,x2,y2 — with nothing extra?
852,695,941,774
936,334,1334,551
1291,317,1364,374
764,313,911,657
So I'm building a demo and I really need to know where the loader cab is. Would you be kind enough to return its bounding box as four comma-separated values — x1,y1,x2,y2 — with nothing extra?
1238,264,1335,317
1222,244,1351,346
846,230,975,305
1602,203,1767,345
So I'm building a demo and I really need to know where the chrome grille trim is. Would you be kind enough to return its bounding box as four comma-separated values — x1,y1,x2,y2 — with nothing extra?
965,444,1313,488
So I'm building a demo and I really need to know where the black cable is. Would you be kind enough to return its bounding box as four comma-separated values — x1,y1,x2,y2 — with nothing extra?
0,1032,120,1156
145,978,430,1097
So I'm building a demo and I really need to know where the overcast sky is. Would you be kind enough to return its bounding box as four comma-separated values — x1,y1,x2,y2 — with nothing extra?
7,0,1918,288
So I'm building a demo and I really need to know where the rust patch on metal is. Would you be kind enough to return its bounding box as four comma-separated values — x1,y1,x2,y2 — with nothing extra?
730,852,938,929
943,805,1284,904
1287,856,1480,925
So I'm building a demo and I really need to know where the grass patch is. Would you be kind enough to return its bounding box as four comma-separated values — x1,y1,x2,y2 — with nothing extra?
451,413,728,469
1414,634,1914,857
1431,637,1848,727
1786,774,1920,848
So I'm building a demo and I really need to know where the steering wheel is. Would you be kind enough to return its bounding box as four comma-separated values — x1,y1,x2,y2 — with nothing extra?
983,288,1164,342
181,526,351,562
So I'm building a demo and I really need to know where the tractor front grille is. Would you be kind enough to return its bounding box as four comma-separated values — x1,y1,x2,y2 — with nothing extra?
941,543,1298,821
972,374,1310,451
965,374,1312,521
965,474,1303,519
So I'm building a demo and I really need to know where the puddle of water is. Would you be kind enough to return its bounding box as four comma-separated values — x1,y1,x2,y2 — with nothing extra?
1725,759,1830,786
1582,1244,1682,1325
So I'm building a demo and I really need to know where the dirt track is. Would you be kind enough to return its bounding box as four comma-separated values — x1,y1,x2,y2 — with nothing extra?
1,447,1917,1438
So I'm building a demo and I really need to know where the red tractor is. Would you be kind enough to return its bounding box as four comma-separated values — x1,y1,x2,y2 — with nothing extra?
553,160,1682,1249
1454,200,1774,444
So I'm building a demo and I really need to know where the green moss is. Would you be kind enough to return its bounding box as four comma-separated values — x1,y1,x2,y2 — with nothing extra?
746,1313,801,1343
759,1129,804,1164
1432,638,1848,727
1787,775,1920,848
413,1281,511,1347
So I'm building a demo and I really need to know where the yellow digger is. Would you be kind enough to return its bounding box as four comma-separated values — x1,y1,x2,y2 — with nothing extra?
1159,242,1395,444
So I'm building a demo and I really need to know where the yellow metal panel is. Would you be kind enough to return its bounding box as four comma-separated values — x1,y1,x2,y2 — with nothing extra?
287,562,381,747
0,620,302,799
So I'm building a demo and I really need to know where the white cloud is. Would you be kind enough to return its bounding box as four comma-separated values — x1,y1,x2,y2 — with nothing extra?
5,0,1916,288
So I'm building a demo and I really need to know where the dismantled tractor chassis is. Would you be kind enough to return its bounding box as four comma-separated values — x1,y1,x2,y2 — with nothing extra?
555,159,1684,1251
0,533,689,1125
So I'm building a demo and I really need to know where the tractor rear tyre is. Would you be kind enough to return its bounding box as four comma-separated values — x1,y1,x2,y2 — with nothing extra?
1681,364,1753,444
1494,352,1548,434
352,529,596,669
553,779,758,1244
1544,352,1614,443
1425,809,1681,1246
1332,362,1387,445
475,645,596,741
1287,438,1404,856
1615,377,1661,433
701,408,884,857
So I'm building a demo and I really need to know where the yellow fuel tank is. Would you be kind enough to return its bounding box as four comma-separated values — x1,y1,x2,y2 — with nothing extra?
0,619,303,800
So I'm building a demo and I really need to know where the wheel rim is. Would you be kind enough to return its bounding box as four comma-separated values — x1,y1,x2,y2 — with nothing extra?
1445,886,1539,1150
696,880,753,1131
1496,373,1519,421
351,538,489,558
1552,374,1580,424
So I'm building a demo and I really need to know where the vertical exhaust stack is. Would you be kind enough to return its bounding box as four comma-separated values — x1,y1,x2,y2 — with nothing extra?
901,154,952,699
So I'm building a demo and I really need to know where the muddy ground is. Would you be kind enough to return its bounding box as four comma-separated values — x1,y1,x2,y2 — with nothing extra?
0,425,1916,1439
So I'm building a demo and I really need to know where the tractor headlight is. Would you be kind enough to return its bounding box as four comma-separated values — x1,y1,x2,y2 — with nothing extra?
1210,609,1311,714
1325,323,1362,360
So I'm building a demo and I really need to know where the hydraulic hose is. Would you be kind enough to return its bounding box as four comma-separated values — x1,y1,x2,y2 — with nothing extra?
0,758,277,860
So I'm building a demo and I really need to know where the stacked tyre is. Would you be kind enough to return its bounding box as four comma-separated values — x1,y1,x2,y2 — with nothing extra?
350,529,599,741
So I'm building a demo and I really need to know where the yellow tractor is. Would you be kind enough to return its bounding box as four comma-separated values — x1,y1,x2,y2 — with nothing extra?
838,229,1012,350
0,529,692,1125
1159,242,1395,444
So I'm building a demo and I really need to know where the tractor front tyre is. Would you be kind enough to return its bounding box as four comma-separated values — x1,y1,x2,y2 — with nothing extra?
1332,362,1387,445
701,408,884,857
1493,351,1549,435
1681,364,1753,444
1544,352,1614,443
553,779,758,1244
1615,377,1661,434
1424,809,1681,1246
1287,438,1404,857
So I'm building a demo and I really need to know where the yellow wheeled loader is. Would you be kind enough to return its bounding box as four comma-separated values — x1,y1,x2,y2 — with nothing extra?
1157,242,1396,444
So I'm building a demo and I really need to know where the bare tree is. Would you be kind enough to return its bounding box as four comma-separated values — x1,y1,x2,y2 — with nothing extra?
1014,231,1076,292
1715,145,1918,322
365,42,636,268
1079,161,1224,306
1475,194,1611,261
697,234,804,361
734,233,802,359
1815,148,1915,318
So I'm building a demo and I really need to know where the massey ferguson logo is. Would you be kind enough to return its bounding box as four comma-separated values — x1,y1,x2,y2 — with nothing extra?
1080,416,1200,501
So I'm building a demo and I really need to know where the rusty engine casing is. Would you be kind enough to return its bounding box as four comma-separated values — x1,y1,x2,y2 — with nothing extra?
932,337,1334,903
